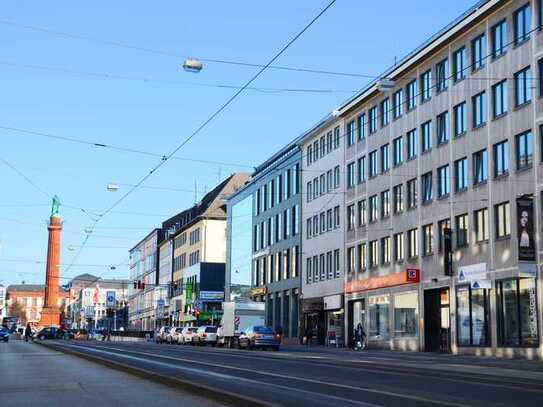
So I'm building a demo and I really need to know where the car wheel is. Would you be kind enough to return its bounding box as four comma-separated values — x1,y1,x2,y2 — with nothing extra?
272,346,279,352
39,335,45,341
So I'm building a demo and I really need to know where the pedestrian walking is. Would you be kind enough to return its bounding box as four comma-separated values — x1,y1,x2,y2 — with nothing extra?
304,326,313,348
24,323,32,342
353,323,366,350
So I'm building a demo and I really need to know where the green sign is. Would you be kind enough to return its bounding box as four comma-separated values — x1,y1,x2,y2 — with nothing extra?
185,282,193,305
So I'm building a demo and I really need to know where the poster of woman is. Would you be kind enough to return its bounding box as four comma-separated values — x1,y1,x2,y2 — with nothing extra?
517,196,535,262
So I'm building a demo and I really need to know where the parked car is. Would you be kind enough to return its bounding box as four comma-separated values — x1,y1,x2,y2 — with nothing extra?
238,326,280,351
167,327,183,344
0,327,9,342
180,327,198,344
155,326,171,344
193,326,218,346
34,327,63,340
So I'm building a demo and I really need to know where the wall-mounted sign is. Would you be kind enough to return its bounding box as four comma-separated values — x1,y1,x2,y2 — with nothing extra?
345,270,420,294
200,291,224,301
250,286,267,297
457,263,489,289
324,294,342,310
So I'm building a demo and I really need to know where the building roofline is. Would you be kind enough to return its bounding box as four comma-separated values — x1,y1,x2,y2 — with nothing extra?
129,228,160,252
336,0,494,115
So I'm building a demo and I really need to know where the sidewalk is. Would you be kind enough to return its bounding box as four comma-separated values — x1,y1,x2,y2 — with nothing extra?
0,338,225,407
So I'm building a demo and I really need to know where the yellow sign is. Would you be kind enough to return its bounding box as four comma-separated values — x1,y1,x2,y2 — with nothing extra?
250,286,267,297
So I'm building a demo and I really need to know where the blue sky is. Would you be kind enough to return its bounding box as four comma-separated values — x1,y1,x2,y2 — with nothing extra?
0,0,477,286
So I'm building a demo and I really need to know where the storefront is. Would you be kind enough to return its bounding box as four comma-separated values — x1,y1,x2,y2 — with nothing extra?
324,294,344,347
302,298,325,345
345,269,420,350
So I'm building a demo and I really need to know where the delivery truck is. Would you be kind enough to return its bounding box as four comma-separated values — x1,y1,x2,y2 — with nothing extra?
217,300,265,348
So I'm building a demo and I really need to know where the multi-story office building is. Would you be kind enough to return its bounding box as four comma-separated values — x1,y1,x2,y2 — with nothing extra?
300,114,346,345
238,141,302,343
0,284,6,320
338,0,543,358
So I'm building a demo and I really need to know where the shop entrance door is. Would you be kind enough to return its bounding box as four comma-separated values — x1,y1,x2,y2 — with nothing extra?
424,288,450,352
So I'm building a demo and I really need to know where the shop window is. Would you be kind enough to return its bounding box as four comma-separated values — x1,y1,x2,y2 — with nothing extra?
497,278,539,347
456,285,490,347
393,291,418,337
369,295,390,340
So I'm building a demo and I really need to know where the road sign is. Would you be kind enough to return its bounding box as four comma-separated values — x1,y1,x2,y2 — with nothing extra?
194,300,203,311
106,291,116,308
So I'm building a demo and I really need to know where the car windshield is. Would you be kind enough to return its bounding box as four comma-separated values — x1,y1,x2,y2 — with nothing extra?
253,326,272,334
205,327,217,333
189,328,198,332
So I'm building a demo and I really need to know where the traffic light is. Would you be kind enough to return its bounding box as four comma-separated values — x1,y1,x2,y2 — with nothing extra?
443,228,453,276
133,281,137,289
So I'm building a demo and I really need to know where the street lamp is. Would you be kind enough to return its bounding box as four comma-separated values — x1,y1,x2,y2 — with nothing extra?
182,58,203,73
106,183,119,192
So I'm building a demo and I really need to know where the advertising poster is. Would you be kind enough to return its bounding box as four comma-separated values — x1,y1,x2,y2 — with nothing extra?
517,196,535,262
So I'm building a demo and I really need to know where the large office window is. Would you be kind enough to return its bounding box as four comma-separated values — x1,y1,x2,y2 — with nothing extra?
497,278,539,347
357,199,367,227
456,213,469,247
394,233,404,262
347,247,355,274
407,129,417,159
407,178,417,209
369,150,378,178
369,195,378,222
347,162,356,189
381,98,390,127
369,240,378,268
334,166,340,189
393,184,404,214
492,80,508,118
453,47,466,82
381,190,390,218
407,228,418,258
369,106,378,134
357,156,366,184
422,224,433,256
421,69,432,102
357,243,367,271
381,236,391,265
492,20,508,58
347,204,355,231
515,67,532,106
436,58,449,92
393,89,403,119
437,111,449,144
347,120,356,147
455,157,468,192
474,207,489,242
454,102,467,137
516,130,533,170
393,136,404,166
358,114,367,140
334,126,340,149
406,80,417,110
421,120,432,152
421,171,433,203
457,286,491,346
437,164,450,198
472,33,486,71
437,218,451,252
514,3,532,44
493,140,509,177
495,201,511,238
473,91,487,128
473,149,488,185
380,143,390,173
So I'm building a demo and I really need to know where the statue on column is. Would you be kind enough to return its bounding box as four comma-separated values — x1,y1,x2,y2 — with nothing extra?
51,195,61,217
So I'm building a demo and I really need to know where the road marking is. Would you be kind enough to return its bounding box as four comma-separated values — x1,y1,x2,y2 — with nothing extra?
66,343,472,407
58,343,381,407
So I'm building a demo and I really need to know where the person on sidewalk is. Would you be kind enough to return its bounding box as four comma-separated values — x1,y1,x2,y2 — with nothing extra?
304,326,313,348
24,323,32,342
353,323,366,350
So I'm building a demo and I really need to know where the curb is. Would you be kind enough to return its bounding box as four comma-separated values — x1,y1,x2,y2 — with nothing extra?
36,341,279,407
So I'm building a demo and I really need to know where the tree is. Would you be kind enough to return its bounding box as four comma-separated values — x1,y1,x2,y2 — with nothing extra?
8,301,27,324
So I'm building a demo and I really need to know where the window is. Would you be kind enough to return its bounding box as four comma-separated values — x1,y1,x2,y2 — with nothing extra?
407,178,417,209
421,171,433,203
333,206,340,228
407,229,418,258
357,243,367,271
474,207,489,242
369,240,379,268
406,80,417,110
422,224,433,256
473,91,487,128
358,114,367,140
347,120,356,147
493,140,509,177
313,141,319,163
495,201,510,238
515,67,532,106
326,131,333,153
347,162,356,188
492,80,508,118
306,181,312,203
357,156,366,184
421,121,432,152
453,47,466,81
473,149,488,185
369,195,378,222
306,218,312,239
347,204,355,231
393,89,403,118
516,130,533,170
319,174,325,195
381,190,390,218
381,98,390,127
307,145,312,166
312,215,318,237
327,251,333,279
313,177,319,199
492,20,507,58
437,165,450,197
334,249,340,278
436,58,448,92
420,69,432,102
369,150,378,177
539,59,543,97
454,102,467,136
369,106,378,134
455,157,468,191
394,292,418,337
381,236,391,265
456,213,469,247
437,218,451,252
407,129,417,159
456,285,491,346
320,137,326,159
347,247,355,274
326,169,332,192
472,33,486,71
437,111,449,144
497,278,539,347
393,184,404,214
381,144,390,172
394,233,404,262
334,126,340,149
514,3,532,44
393,136,403,166
369,295,390,339
327,208,333,230
357,199,367,227
334,166,340,188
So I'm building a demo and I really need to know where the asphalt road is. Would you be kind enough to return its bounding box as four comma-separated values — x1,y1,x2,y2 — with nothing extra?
42,340,543,407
